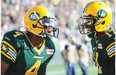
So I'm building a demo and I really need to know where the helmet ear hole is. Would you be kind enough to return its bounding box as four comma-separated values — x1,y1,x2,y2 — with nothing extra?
101,21,105,25
32,24,37,28
43,16,48,19
88,14,93,17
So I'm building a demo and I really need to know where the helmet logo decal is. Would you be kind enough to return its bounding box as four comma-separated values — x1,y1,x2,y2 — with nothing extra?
29,12,40,21
97,9,107,18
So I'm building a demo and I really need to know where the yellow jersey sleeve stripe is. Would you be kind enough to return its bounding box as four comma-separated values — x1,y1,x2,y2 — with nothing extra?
109,53,115,58
106,42,115,51
105,32,112,37
2,41,17,55
1,51,14,63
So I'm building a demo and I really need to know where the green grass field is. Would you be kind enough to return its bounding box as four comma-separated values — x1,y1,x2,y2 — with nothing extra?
47,61,97,75
46,63,98,75
46,50,98,75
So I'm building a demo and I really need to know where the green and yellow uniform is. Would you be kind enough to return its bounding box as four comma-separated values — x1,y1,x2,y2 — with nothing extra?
1,30,55,75
91,30,115,75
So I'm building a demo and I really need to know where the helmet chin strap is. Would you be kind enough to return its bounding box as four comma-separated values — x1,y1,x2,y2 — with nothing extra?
26,26,44,37
96,32,105,39
87,31,96,38
87,24,96,38
26,25,55,39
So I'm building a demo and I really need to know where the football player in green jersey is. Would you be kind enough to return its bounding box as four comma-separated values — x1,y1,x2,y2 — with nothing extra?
1,6,59,75
78,1,115,75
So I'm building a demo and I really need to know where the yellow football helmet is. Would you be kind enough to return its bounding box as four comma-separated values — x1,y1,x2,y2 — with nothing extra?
78,1,112,35
24,6,59,38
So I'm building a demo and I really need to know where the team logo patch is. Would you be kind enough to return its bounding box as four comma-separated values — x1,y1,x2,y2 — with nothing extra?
98,43,103,49
46,49,54,55
29,12,40,21
97,9,107,18
1,44,9,53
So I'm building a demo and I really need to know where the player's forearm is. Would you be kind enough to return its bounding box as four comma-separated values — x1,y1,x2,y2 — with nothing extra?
1,60,10,75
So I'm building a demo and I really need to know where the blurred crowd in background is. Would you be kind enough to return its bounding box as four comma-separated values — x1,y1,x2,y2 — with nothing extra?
1,0,115,39
1,0,115,74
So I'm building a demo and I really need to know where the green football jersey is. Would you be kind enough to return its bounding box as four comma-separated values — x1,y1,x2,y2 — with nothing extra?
1,30,55,75
91,30,115,75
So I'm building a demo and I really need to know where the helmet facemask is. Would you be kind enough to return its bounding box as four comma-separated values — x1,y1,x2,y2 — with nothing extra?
78,15,99,36
35,16,59,38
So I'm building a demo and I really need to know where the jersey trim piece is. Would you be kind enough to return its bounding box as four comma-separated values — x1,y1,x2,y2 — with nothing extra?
106,42,115,51
2,41,17,55
106,42,115,58
33,40,45,55
109,53,115,58
1,41,18,62
1,51,14,62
